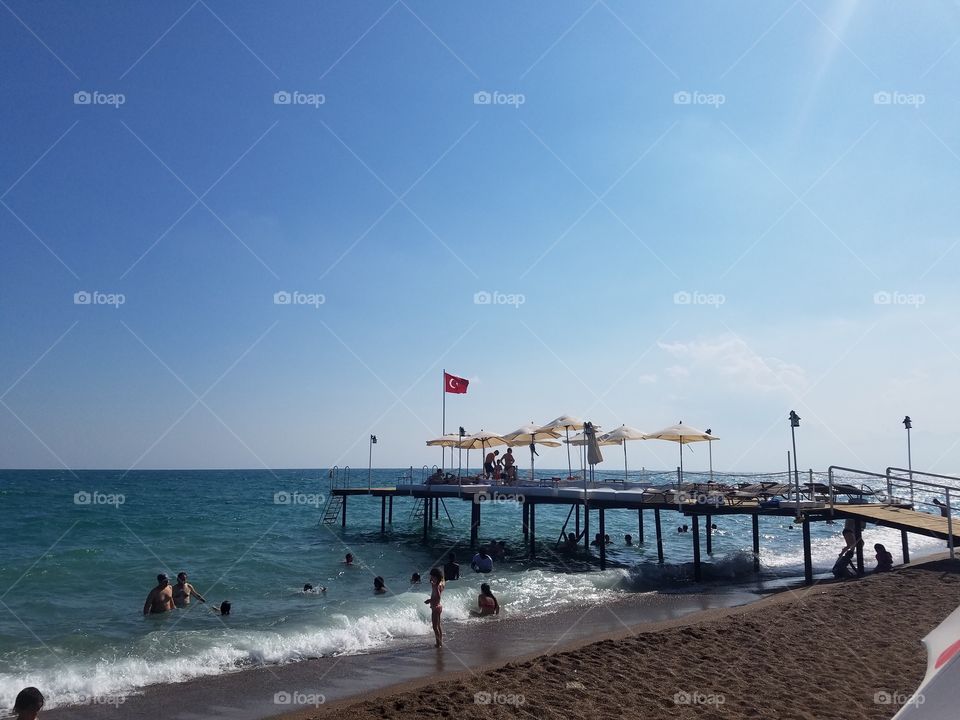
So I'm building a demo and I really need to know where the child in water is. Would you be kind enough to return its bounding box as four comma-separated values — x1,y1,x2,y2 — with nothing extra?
471,583,500,617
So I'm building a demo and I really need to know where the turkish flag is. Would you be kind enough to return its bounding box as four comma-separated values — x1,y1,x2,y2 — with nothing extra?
444,372,469,394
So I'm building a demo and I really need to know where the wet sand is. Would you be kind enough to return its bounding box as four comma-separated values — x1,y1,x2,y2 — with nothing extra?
286,557,960,720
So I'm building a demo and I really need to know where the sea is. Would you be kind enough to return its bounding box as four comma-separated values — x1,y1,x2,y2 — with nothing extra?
0,468,948,710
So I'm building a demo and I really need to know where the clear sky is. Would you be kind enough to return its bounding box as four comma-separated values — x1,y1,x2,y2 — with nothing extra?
2,0,959,473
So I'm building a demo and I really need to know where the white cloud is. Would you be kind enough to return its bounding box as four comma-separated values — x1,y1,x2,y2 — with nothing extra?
658,336,807,393
636,373,658,384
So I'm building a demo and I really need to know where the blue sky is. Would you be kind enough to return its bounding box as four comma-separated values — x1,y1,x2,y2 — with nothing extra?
2,0,960,473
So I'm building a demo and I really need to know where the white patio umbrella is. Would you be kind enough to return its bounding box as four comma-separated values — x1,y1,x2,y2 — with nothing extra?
600,425,648,482
502,424,562,483
458,431,508,479
645,422,718,490
426,433,466,476
536,415,584,482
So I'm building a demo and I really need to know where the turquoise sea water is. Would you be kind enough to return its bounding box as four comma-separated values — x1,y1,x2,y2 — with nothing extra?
0,468,946,709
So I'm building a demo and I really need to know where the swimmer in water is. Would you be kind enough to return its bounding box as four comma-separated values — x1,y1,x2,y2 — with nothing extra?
470,583,500,617
172,571,206,608
374,576,388,594
143,573,175,615
13,686,44,720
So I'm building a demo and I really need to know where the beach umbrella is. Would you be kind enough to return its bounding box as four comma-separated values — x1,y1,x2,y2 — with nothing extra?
502,424,562,483
892,601,960,719
458,431,508,479
426,433,466,477
645,422,718,490
536,415,584,482
600,425,648,482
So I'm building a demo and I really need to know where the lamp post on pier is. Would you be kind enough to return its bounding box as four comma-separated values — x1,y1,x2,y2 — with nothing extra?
903,416,913,502
368,434,377,489
789,411,801,502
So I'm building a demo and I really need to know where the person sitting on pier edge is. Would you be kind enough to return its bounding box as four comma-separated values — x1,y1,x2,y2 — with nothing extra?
443,553,460,581
428,468,444,484
483,450,500,480
624,534,633,546
874,544,894,572
933,498,950,517
471,547,493,573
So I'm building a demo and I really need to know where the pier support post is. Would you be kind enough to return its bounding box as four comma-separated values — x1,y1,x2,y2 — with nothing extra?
654,508,664,564
575,502,580,538
423,497,429,541
341,495,347,529
692,514,702,582
901,530,910,564
638,509,644,543
522,502,529,540
854,523,864,576
802,517,813,585
470,500,479,548
380,495,386,534
434,496,439,520
529,503,536,559
599,509,606,570
388,496,393,524
583,504,590,551
428,497,434,529
751,513,760,572
705,514,713,555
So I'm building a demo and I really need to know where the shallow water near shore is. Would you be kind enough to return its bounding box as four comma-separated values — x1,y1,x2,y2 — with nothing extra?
0,469,947,710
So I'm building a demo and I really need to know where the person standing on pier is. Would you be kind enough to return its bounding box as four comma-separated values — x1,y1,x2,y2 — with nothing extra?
483,450,499,480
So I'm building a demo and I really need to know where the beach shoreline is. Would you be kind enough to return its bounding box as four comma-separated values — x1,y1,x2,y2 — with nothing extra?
281,553,960,720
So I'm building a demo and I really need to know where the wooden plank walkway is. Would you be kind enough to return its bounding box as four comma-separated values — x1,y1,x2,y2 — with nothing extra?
831,504,960,542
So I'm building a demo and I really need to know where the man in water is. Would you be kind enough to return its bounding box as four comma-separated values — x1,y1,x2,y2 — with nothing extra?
443,552,460,581
172,571,206,608
471,547,493,573
143,573,175,615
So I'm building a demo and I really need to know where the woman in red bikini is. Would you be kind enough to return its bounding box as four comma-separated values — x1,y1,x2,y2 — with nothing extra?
425,567,445,648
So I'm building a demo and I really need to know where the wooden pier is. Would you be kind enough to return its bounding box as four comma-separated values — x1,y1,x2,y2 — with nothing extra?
324,465,960,584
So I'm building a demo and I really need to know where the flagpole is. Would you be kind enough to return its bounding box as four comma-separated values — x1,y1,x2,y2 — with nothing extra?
441,369,446,472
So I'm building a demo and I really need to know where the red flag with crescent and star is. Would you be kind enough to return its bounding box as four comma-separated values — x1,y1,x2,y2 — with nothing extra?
444,372,468,394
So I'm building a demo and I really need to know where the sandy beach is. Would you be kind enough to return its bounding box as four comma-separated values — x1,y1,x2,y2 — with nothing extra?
286,556,960,720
